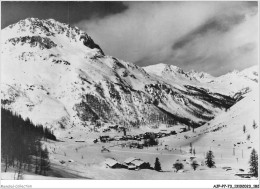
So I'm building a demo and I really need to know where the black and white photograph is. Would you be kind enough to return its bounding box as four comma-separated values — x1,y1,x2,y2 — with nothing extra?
0,1,259,188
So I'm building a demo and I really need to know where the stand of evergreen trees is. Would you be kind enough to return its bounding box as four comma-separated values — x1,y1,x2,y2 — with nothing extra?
1,108,56,176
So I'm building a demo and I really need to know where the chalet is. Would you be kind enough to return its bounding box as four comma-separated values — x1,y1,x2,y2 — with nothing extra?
129,142,144,149
100,136,110,142
137,143,144,149
124,157,151,170
156,132,164,138
124,157,140,165
156,132,161,138
139,135,145,139
180,128,187,133
102,128,111,133
109,125,118,130
104,158,126,169
121,136,128,141
130,159,151,170
144,132,155,138
114,136,121,141
125,135,133,140
134,136,141,141
161,133,167,137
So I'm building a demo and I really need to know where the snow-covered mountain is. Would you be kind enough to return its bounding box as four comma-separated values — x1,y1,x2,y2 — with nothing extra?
0,18,256,137
208,66,259,96
143,63,214,84
143,63,215,89
143,63,258,96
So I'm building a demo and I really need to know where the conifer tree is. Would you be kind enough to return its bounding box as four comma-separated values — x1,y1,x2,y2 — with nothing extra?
154,157,162,171
249,149,258,177
41,147,50,176
243,125,246,133
252,120,257,129
189,143,193,154
191,160,199,170
205,150,215,168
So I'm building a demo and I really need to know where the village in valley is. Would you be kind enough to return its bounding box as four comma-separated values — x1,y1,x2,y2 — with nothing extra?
42,107,258,180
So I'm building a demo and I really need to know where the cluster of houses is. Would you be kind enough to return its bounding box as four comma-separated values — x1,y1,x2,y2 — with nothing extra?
105,156,203,172
102,125,127,134
104,157,152,170
96,130,177,143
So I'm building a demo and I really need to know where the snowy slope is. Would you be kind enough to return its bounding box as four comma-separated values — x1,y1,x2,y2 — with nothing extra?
190,88,259,171
161,88,259,172
0,18,250,137
143,63,258,96
196,88,259,148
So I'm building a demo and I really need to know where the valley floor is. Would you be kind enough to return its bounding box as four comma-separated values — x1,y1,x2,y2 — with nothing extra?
2,121,258,180
4,127,257,180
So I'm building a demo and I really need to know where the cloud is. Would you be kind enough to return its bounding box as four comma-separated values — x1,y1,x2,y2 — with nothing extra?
168,7,258,75
75,2,258,76
172,14,246,50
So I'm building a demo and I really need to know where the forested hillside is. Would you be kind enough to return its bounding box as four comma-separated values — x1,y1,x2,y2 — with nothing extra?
1,108,56,177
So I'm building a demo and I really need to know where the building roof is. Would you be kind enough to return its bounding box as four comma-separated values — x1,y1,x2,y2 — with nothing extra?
124,157,140,164
105,158,119,167
131,159,145,166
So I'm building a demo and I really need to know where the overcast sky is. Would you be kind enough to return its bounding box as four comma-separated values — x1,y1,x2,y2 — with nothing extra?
1,1,258,76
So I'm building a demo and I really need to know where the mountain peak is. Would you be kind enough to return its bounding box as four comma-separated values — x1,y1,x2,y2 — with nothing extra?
143,63,184,76
2,17,104,55
165,64,184,74
5,17,82,38
187,70,214,79
143,63,216,83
